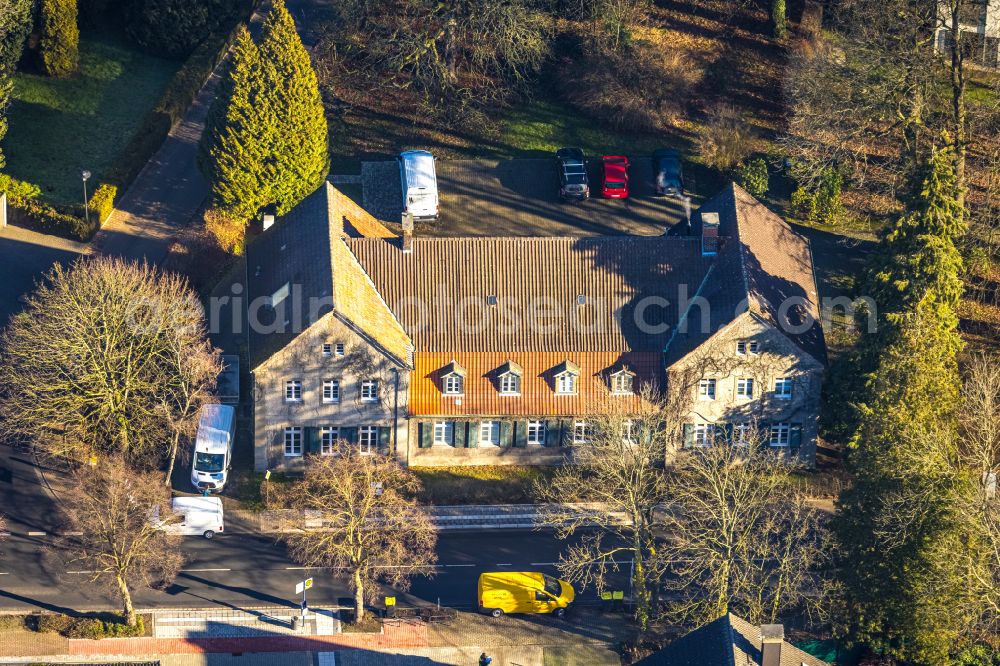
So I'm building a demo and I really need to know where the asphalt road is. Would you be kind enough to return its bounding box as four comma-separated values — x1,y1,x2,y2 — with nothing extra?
0,446,628,614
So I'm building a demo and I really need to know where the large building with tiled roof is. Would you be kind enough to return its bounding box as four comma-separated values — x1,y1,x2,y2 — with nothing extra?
246,180,825,469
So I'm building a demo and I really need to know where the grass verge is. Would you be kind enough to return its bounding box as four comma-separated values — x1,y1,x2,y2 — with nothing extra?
414,466,555,505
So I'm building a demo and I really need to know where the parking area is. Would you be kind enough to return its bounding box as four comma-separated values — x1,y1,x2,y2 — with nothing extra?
360,158,696,237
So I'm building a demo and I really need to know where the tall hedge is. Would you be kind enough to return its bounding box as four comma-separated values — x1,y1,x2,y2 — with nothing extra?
39,0,80,77
0,0,33,169
126,0,243,59
258,0,328,215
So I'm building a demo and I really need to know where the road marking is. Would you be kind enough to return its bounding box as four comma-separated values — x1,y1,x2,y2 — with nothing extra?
27,531,46,536
496,563,512,566
63,531,83,536
180,568,231,572
67,570,96,574
286,566,324,570
530,562,558,566
444,564,475,568
0,572,9,575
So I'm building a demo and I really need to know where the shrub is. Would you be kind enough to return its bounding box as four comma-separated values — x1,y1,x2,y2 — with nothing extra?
0,173,42,200
126,0,246,59
87,183,116,225
697,106,755,172
739,158,769,198
790,167,844,224
36,614,144,638
204,206,246,255
39,0,80,77
791,186,817,221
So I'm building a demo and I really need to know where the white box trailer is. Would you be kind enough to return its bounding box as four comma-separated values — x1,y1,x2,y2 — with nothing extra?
398,150,439,221
190,404,235,493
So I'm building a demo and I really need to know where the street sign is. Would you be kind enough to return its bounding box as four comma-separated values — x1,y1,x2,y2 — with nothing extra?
385,596,396,607
295,581,304,594
304,577,313,590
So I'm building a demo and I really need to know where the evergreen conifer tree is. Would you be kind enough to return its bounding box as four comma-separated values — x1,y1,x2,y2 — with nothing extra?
202,26,273,220
833,144,979,665
39,0,79,77
257,0,328,214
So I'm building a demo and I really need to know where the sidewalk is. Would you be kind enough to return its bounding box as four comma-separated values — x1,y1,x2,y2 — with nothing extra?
0,608,628,664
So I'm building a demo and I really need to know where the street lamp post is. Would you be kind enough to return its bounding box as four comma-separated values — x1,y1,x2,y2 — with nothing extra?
81,170,91,226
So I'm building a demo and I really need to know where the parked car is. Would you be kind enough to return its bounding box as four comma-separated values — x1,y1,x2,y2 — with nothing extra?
398,149,439,221
653,148,684,197
556,147,589,201
477,571,575,618
153,496,225,539
601,155,629,199
190,404,236,493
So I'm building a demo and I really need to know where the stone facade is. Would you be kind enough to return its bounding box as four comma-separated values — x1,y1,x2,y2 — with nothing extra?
253,312,408,471
667,313,824,462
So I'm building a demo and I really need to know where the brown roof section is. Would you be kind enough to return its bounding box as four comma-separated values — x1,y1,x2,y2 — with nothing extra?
410,352,660,416
344,236,713,353
327,183,396,239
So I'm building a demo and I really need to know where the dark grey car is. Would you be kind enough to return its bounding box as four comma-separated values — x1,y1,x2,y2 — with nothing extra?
556,147,589,201
653,149,684,198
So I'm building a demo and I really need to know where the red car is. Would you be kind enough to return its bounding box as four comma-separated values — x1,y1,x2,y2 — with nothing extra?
601,155,629,199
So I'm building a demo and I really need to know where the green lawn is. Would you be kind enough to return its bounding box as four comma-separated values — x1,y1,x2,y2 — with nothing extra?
4,32,179,205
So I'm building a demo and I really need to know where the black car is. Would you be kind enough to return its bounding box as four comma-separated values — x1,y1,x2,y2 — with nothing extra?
653,148,684,198
556,147,589,201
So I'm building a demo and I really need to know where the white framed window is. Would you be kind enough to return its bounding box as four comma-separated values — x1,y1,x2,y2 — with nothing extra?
499,373,521,395
556,372,578,395
359,426,378,455
283,427,303,456
736,378,754,399
284,380,302,402
360,380,379,402
322,343,333,358
322,379,340,404
734,423,752,446
693,423,713,448
573,420,589,444
623,419,636,445
443,374,464,395
611,372,634,395
698,378,716,400
527,420,546,446
335,342,345,357
770,423,791,447
774,378,793,399
433,420,454,446
320,426,339,455
736,340,760,355
270,282,290,308
479,421,500,446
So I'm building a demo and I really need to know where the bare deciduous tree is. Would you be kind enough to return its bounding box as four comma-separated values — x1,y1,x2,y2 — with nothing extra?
0,257,220,469
536,386,673,631
57,457,183,626
960,353,1000,492
274,445,437,623
660,437,830,627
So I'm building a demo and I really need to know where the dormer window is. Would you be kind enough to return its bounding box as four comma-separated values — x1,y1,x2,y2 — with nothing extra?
554,360,580,395
610,368,635,395
736,340,760,356
440,360,466,396
497,360,523,396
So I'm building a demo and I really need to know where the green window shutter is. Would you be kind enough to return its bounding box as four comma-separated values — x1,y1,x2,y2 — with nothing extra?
500,421,514,448
379,425,391,452
454,421,467,448
306,427,321,454
514,421,528,448
561,419,574,446
682,423,694,448
469,422,480,449
545,420,561,447
419,422,432,448
790,424,802,449
341,426,357,444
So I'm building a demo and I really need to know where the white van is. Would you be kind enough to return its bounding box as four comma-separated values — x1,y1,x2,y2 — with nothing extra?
398,150,439,221
156,496,224,539
190,404,236,492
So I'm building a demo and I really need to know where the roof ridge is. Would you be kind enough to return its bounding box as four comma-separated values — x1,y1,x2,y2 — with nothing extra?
729,182,754,314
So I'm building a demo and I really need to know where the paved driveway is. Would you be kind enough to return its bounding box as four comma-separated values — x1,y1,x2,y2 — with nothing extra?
362,158,692,237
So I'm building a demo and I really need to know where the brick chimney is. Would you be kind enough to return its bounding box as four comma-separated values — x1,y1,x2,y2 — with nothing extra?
401,211,414,254
701,211,719,256
760,624,783,666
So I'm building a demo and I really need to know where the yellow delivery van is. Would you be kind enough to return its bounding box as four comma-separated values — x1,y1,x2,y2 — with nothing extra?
477,571,575,618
